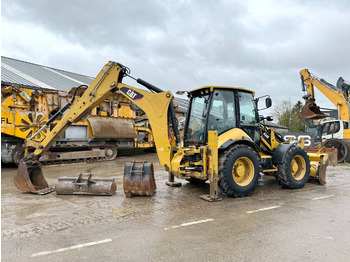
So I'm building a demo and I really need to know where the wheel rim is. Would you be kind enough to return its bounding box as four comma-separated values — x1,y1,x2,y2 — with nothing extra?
290,155,306,180
232,157,254,186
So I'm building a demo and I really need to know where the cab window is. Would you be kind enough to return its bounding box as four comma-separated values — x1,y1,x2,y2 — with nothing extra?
238,91,259,126
207,90,236,135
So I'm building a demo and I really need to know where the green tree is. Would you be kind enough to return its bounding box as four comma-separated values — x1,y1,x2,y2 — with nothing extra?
272,99,305,132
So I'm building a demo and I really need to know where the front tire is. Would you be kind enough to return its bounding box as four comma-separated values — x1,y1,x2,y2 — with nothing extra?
277,146,310,189
219,145,260,197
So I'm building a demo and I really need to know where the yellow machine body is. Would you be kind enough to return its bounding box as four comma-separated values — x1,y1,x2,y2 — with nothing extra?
14,62,335,200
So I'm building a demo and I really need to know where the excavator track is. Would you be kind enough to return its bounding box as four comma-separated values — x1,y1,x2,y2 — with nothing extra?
13,145,118,166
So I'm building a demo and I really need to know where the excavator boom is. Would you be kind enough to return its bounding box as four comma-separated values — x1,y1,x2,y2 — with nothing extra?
300,69,350,120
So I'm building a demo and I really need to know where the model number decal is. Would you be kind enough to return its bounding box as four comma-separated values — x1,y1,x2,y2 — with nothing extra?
283,135,312,147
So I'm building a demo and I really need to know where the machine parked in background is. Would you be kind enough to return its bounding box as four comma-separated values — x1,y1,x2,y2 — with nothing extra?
300,69,350,162
1,84,154,165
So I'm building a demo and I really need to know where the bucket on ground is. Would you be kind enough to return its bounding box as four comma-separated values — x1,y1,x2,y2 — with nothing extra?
123,160,156,198
55,173,116,196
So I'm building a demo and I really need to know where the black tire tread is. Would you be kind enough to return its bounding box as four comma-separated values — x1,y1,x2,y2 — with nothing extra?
277,146,310,189
218,144,259,197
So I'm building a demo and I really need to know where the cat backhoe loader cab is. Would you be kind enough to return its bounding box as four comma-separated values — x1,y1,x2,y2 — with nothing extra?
14,62,332,200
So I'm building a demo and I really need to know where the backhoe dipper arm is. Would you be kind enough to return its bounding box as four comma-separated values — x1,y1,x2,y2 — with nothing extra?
24,61,174,169
116,82,174,169
300,69,350,120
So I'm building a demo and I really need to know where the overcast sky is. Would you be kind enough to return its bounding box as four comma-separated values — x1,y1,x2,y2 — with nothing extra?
2,0,350,113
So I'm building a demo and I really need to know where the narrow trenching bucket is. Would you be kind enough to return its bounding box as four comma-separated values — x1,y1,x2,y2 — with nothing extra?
123,160,156,198
301,101,327,119
14,161,55,194
55,173,116,196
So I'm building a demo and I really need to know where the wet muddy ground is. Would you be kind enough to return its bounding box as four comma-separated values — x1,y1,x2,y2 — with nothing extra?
2,152,350,261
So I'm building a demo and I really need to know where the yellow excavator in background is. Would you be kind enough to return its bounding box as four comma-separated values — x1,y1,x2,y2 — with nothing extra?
14,62,336,200
300,69,350,162
1,84,155,165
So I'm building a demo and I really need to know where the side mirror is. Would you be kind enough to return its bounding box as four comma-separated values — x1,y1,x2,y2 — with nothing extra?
265,97,272,108
255,95,272,111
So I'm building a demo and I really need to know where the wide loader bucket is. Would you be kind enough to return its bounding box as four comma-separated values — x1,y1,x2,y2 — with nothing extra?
14,161,54,194
301,100,327,119
55,173,116,196
123,160,156,198
306,146,338,184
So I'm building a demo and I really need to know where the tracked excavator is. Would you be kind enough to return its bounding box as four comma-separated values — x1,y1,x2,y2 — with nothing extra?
1,84,155,165
300,69,350,162
14,62,336,200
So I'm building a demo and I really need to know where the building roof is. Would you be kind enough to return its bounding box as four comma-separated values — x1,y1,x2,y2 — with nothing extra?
1,56,189,112
1,56,94,91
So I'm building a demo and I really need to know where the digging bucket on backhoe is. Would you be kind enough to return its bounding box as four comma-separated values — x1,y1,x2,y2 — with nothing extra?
14,161,55,194
55,173,116,196
301,100,327,119
305,146,338,184
123,160,156,198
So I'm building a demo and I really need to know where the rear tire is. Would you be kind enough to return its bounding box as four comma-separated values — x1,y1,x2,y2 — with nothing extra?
219,145,259,197
277,146,310,189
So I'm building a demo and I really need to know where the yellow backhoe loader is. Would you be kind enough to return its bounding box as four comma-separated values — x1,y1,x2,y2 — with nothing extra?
14,62,335,200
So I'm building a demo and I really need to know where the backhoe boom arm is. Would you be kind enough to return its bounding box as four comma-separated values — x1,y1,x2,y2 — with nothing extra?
25,61,175,169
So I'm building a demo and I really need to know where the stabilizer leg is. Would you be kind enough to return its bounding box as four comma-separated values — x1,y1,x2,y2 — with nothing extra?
165,173,182,187
199,130,222,202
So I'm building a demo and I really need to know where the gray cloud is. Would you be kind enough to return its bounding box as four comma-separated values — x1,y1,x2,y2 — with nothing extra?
2,0,350,112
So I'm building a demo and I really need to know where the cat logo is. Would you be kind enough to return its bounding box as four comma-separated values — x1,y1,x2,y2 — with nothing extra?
126,89,137,99
120,87,143,101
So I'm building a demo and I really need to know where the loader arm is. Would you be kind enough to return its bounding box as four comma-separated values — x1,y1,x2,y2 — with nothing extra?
15,61,175,194
300,69,350,120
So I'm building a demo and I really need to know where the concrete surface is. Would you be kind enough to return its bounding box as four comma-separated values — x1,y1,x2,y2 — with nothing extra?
1,152,350,261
